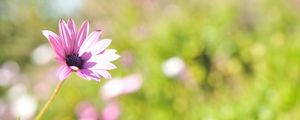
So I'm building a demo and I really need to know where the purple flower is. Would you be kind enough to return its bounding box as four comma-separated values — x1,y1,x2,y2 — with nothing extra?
42,18,119,81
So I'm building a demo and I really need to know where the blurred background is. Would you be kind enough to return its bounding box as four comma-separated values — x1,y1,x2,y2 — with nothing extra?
1,0,300,119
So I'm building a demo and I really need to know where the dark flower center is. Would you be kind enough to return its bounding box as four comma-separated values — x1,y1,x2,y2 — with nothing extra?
66,55,83,68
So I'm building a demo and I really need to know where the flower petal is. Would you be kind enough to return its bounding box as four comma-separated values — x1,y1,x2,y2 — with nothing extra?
57,66,72,80
79,30,102,56
42,30,65,60
67,18,77,52
82,62,97,69
59,19,72,54
89,62,117,70
76,20,89,51
95,70,112,79
76,70,88,80
89,39,112,55
67,18,77,33
80,52,92,61
93,49,120,62
78,69,100,81
55,57,67,65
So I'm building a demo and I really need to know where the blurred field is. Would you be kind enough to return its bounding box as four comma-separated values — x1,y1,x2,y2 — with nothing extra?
1,0,300,119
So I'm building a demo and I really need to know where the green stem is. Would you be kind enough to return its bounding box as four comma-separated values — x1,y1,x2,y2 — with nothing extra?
35,79,65,120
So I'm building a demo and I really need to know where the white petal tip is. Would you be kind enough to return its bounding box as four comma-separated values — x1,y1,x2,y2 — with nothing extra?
103,39,112,42
70,66,80,71
41,30,49,37
115,55,121,59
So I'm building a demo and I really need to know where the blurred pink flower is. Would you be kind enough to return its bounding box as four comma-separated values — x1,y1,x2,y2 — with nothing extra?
120,51,134,67
0,61,20,86
101,74,143,101
75,101,99,120
102,101,120,120
42,18,120,81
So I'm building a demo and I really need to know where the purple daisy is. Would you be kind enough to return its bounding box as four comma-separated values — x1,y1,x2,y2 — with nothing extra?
42,18,119,81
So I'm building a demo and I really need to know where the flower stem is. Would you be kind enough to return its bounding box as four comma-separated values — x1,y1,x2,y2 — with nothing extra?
35,79,66,120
